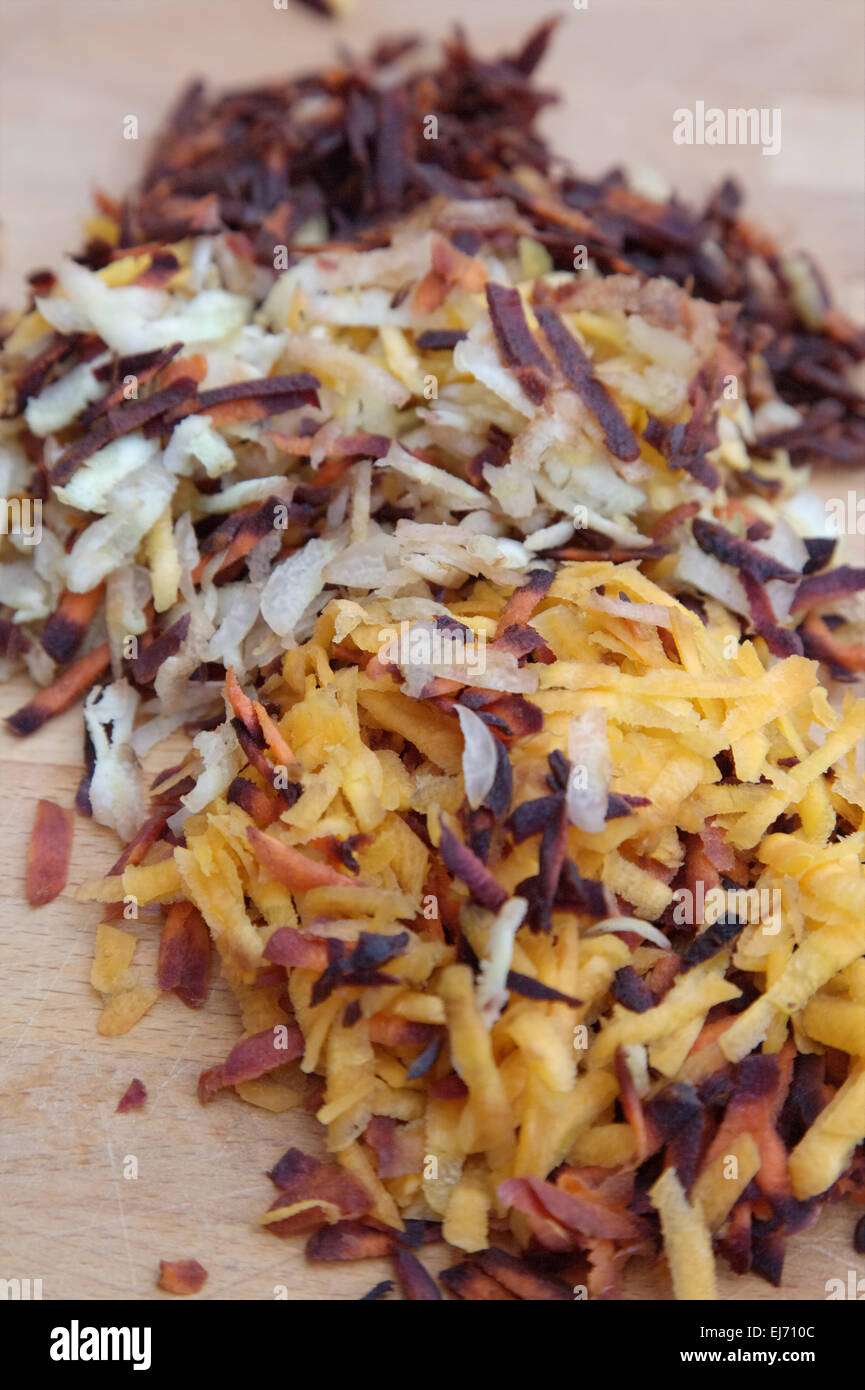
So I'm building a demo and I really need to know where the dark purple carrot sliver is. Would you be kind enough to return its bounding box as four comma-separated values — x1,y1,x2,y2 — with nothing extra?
83,343,184,423
116,1078,147,1113
802,537,837,574
790,565,865,613
198,1025,304,1103
194,372,320,410
414,329,468,350
509,794,560,842
41,585,104,663
406,1036,441,1080
438,821,507,911
535,302,641,460
50,378,199,484
157,901,211,1008
612,964,656,1013
393,1247,442,1300
506,971,581,1006
740,571,804,658
360,1280,394,1300
692,518,801,582
131,612,191,685
485,282,552,402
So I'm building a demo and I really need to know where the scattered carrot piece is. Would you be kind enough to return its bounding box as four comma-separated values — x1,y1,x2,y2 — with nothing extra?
26,799,73,906
116,1078,147,1113
157,1259,208,1295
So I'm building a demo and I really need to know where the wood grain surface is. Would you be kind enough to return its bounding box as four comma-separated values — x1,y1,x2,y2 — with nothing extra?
0,0,863,1301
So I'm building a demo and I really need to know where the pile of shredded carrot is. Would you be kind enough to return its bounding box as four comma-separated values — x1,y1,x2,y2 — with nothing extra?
79,567,865,1298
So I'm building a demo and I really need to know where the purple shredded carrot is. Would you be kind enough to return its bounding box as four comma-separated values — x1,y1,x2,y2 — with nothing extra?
439,821,508,911
131,613,192,685
790,565,865,614
741,572,804,657
535,302,641,460
692,518,801,583
51,378,198,484
485,282,552,405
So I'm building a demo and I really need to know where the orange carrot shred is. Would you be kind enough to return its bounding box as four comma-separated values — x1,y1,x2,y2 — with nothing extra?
157,1259,208,1295
41,585,104,663
159,353,208,388
201,399,274,427
225,666,258,735
26,799,73,906
264,431,314,455
313,455,354,486
7,642,111,736
253,701,294,765
246,826,356,892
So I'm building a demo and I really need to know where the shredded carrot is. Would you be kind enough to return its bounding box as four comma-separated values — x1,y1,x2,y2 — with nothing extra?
411,270,449,315
246,826,356,892
253,701,294,765
716,498,760,525
368,1015,439,1048
702,1038,795,1201
192,510,274,584
201,399,277,427
6,642,111,736
26,799,73,906
412,676,465,698
225,666,258,735
329,643,372,669
688,1014,736,1055
264,431,314,455
802,612,865,672
494,583,549,638
614,1047,650,1163
41,584,104,662
159,353,208,388
228,777,283,827
648,502,701,540
102,809,176,920
313,454,354,486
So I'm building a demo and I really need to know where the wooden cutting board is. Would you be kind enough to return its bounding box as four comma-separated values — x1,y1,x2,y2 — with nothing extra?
0,0,863,1301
